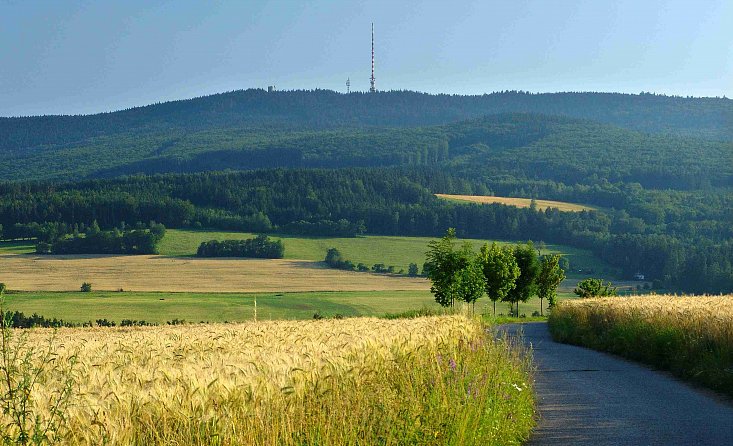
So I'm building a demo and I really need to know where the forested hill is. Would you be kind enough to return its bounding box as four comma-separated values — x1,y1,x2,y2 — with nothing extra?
1,90,731,152
1,112,731,186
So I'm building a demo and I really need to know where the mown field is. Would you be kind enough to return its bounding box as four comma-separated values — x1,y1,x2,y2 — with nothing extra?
2,289,570,324
158,230,616,280
0,231,619,294
0,316,535,445
549,294,733,396
2,290,434,323
436,194,596,212
0,254,428,292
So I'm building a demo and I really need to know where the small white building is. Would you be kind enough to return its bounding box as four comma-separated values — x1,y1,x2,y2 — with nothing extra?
633,273,645,280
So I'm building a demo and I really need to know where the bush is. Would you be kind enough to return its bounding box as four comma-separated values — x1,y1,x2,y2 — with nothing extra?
80,282,92,292
408,263,419,276
574,278,617,297
324,248,355,271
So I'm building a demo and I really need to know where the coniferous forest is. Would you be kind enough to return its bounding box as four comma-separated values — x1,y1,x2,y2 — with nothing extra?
0,89,731,293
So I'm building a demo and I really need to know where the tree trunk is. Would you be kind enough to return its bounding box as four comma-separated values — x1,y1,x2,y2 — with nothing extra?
540,297,543,316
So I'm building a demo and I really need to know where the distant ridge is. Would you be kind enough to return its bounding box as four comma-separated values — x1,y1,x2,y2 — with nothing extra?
1,89,731,152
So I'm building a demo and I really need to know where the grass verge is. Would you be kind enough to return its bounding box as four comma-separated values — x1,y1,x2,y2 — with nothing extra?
548,295,733,397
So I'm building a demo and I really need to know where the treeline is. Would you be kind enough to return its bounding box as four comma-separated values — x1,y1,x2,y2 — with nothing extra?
196,235,284,258
0,168,730,293
323,248,412,275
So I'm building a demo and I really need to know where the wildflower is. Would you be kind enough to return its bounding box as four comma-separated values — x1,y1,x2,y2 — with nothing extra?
448,357,456,371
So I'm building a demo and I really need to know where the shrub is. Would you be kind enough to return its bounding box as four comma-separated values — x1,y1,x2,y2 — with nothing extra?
408,263,419,276
80,282,92,292
574,278,617,297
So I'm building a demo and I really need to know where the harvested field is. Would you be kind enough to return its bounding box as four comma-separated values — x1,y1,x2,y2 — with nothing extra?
0,254,428,292
437,194,595,212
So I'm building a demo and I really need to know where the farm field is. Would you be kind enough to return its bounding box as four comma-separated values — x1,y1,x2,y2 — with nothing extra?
0,316,535,445
1,231,618,281
436,194,596,212
549,294,733,396
158,229,617,280
0,254,428,292
1,290,439,323
2,289,572,324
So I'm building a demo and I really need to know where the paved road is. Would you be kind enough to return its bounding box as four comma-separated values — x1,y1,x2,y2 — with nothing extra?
502,323,733,446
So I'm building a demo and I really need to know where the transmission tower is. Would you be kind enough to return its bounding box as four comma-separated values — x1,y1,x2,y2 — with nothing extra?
346,77,350,93
370,22,376,93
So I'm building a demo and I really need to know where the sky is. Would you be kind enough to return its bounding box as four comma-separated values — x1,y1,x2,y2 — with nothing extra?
1,0,731,116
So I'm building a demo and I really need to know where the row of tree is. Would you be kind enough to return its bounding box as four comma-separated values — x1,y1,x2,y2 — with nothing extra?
426,229,565,316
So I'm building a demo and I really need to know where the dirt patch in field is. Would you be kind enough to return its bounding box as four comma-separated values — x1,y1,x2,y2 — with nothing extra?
436,194,595,212
0,254,429,292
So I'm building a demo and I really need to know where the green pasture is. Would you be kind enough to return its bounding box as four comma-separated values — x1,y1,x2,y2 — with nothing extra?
1,290,435,323
159,229,618,280
0,240,34,255
0,289,572,324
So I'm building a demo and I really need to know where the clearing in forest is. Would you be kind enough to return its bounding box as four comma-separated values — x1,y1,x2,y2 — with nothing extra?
436,194,595,212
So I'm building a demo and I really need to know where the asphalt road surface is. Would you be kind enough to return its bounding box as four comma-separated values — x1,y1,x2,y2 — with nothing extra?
502,323,733,446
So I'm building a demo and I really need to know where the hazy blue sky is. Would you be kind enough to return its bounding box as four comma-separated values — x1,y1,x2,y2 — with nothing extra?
1,0,731,116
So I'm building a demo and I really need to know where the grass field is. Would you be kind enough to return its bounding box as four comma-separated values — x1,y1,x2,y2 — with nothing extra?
158,229,617,280
1,230,618,282
0,240,34,255
436,194,596,212
0,316,535,445
549,294,733,396
2,290,437,323
2,289,573,324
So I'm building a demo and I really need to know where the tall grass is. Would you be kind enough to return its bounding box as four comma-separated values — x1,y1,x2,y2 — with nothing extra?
549,294,733,396
2,316,534,445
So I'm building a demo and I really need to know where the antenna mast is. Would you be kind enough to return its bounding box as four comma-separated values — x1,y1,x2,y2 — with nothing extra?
370,22,376,93
346,77,350,93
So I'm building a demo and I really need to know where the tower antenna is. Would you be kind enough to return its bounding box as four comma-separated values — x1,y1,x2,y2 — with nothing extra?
370,22,376,93
346,77,351,94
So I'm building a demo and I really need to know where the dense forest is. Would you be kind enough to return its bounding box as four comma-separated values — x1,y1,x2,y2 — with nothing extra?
3,90,731,147
1,112,730,185
0,169,730,293
1,90,731,182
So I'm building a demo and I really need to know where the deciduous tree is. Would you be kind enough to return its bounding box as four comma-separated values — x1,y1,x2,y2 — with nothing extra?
478,243,520,316
536,254,566,314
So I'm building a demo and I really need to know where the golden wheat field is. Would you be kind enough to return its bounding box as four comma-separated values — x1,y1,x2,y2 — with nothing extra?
1,315,534,445
436,194,595,212
559,294,733,327
0,254,428,292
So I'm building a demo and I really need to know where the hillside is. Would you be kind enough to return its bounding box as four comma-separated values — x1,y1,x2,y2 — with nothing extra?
1,111,730,188
3,90,731,145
